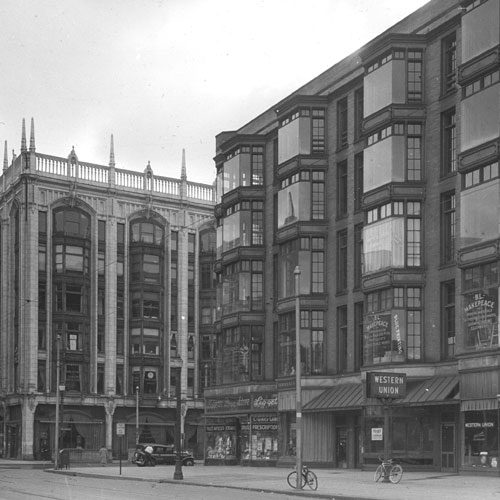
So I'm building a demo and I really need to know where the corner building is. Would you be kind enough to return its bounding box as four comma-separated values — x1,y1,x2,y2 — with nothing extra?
206,0,500,474
0,121,214,460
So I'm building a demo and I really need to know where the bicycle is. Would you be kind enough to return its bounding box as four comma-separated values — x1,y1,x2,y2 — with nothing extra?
374,457,403,484
287,464,318,490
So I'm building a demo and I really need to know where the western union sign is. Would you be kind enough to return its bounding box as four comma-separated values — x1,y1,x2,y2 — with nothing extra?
367,372,407,399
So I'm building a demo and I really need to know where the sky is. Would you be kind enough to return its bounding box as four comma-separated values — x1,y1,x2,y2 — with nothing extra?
0,0,430,186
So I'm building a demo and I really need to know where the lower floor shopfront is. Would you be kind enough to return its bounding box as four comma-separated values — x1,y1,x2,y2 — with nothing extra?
203,371,500,474
0,395,204,461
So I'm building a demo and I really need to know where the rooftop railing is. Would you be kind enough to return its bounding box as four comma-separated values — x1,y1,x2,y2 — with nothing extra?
1,152,214,204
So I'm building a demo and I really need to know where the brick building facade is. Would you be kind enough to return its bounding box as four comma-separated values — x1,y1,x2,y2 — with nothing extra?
205,0,500,474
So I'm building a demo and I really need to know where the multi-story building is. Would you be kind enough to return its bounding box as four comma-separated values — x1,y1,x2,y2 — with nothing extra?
0,119,214,460
206,0,500,474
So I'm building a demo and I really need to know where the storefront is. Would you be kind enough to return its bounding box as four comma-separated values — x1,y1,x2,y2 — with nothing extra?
204,391,278,465
302,374,460,471
460,366,500,474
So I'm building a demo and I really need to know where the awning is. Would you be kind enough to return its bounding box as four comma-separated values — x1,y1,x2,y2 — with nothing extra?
461,399,497,411
303,384,364,412
399,375,459,406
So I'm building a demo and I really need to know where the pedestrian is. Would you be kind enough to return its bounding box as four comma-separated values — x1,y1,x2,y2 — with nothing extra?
99,445,108,466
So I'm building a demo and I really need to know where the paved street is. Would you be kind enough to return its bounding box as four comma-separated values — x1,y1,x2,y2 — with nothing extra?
50,462,500,500
1,460,500,500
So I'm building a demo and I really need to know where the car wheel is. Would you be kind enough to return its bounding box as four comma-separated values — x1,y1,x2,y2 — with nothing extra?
183,458,194,466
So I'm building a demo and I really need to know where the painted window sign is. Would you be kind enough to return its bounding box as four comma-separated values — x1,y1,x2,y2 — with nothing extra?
464,291,498,349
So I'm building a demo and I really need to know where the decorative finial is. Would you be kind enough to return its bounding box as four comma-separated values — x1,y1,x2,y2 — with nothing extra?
3,140,8,170
21,118,27,153
29,117,35,152
109,134,115,167
181,148,187,180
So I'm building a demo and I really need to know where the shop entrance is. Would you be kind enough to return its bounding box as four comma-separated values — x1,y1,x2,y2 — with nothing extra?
336,427,347,468
441,423,456,471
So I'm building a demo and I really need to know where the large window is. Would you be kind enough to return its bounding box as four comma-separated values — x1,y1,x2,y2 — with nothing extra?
407,50,423,102
441,192,455,264
278,108,326,164
278,237,325,298
463,410,498,468
218,145,264,196
55,244,89,274
407,124,422,181
131,221,163,244
463,261,498,349
442,33,456,95
55,283,85,313
354,153,363,212
354,87,364,142
278,310,324,377
222,200,263,251
363,201,421,273
442,109,456,176
222,260,264,314
54,209,90,237
221,325,263,384
337,97,348,150
460,162,500,247
441,281,455,359
461,70,500,151
337,229,348,293
364,287,422,364
364,122,423,193
337,306,348,373
277,170,325,228
337,161,348,218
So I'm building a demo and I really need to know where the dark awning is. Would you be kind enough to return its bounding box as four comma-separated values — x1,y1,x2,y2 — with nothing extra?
303,384,364,412
399,375,459,406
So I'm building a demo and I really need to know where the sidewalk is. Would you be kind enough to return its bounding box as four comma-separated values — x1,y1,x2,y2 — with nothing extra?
47,462,500,500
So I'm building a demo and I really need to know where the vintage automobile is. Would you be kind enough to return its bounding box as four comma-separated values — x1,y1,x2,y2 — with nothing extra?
132,443,195,466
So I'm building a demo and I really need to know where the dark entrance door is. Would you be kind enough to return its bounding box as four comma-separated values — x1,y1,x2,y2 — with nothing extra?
441,423,456,471
336,427,347,468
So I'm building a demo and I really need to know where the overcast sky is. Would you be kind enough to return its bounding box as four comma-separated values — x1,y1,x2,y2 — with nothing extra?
1,0,430,186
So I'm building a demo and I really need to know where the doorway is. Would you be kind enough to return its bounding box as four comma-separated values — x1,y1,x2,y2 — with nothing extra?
336,427,347,468
441,423,456,471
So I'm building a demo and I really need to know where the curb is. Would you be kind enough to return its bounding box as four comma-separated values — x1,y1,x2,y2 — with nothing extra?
45,468,374,500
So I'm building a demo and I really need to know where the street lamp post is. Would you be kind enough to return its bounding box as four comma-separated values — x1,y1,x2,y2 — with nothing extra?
294,266,302,489
173,366,183,480
135,386,140,446
54,334,61,469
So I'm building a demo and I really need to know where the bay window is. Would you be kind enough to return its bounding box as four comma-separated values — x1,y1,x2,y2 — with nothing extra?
278,108,326,164
277,170,325,229
363,201,421,274
218,145,264,196
277,310,325,377
363,287,422,365
221,325,263,384
278,236,325,299
222,200,263,251
460,162,499,247
222,260,264,314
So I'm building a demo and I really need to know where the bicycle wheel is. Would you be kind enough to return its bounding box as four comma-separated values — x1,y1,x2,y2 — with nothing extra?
287,470,298,489
305,470,318,490
374,465,383,482
389,464,403,484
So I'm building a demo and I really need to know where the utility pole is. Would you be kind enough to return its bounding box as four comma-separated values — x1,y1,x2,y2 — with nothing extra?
54,335,61,469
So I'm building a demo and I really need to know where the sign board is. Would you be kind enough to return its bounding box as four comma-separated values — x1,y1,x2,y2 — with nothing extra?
367,372,407,399
116,423,126,436
371,428,383,441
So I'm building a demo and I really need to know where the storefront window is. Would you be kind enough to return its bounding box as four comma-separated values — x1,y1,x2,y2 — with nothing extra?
464,410,498,468
205,421,237,461
240,415,279,461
